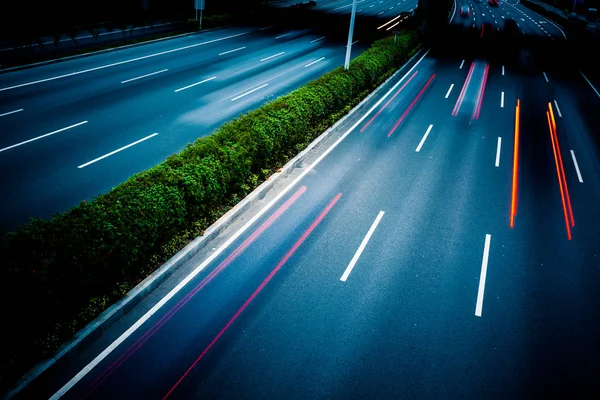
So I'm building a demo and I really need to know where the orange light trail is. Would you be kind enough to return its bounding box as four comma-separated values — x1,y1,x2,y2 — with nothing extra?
547,110,572,240
510,100,520,228
548,102,575,227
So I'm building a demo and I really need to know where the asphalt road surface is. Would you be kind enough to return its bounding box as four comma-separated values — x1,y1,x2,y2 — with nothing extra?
14,7,600,396
0,25,374,232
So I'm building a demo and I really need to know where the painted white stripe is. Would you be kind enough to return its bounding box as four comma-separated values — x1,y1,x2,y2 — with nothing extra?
415,124,433,152
275,32,292,39
0,108,23,117
120,69,168,84
570,150,583,183
501,91,504,108
310,36,326,43
543,71,549,83
475,234,492,317
261,52,285,61
218,46,246,56
340,211,385,282
445,84,454,99
49,49,431,400
495,137,502,167
460,60,465,69
0,121,88,153
259,25,274,30
305,57,325,67
78,133,158,168
231,83,269,101
553,100,562,117
502,65,505,75
580,71,600,98
0,31,250,92
174,76,217,92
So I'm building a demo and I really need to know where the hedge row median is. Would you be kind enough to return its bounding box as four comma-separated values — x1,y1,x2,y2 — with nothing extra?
0,31,420,393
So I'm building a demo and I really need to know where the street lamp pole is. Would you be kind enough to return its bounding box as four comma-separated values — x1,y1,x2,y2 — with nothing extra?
344,0,358,70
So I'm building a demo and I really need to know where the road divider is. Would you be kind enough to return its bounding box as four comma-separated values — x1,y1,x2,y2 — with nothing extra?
0,121,88,153
1,33,421,397
341,211,384,282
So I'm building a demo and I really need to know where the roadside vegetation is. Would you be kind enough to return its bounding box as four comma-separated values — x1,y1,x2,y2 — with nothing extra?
0,31,420,394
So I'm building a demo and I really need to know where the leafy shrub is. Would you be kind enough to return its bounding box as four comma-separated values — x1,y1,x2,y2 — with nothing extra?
0,31,419,393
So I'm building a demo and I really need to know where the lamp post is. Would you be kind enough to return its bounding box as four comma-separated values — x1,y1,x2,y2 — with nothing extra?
344,0,358,70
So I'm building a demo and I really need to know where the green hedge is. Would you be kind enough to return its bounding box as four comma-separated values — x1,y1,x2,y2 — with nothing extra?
0,31,420,393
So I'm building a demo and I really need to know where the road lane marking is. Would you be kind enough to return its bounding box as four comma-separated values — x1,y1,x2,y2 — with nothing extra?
275,32,292,39
310,36,326,43
502,65,505,75
164,193,342,399
218,46,246,55
543,71,549,82
570,150,583,183
501,91,504,108
378,11,385,15
341,211,384,282
460,59,465,69
77,133,158,168
0,121,88,153
346,40,359,47
49,49,431,400
174,76,217,92
305,57,325,67
0,108,23,117
553,100,562,117
445,83,454,98
231,83,269,101
495,137,502,167
475,234,491,317
580,72,600,98
120,69,168,84
415,124,433,152
259,25,274,30
0,31,250,92
261,51,285,61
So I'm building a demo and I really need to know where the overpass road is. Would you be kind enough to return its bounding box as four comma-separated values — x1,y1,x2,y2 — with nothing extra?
14,20,600,398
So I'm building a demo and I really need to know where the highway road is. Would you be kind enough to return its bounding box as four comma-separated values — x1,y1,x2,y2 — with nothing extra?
14,10,600,397
0,0,417,234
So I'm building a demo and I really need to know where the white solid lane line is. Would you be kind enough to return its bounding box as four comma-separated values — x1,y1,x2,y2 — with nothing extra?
231,83,269,101
261,52,285,62
501,91,504,108
218,46,246,56
310,36,326,43
120,69,168,84
553,100,562,117
78,133,158,168
460,60,465,69
49,50,431,400
495,137,502,167
580,71,600,98
475,234,492,317
415,124,434,152
0,121,88,153
445,84,454,98
543,71,549,83
305,57,325,67
0,108,24,117
570,150,584,183
341,211,385,282
0,31,250,92
174,76,217,92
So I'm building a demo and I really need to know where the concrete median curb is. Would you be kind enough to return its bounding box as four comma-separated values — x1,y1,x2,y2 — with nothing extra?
0,25,231,75
4,46,426,400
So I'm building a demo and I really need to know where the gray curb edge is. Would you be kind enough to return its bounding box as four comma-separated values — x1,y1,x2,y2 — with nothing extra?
4,46,426,400
0,25,231,74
